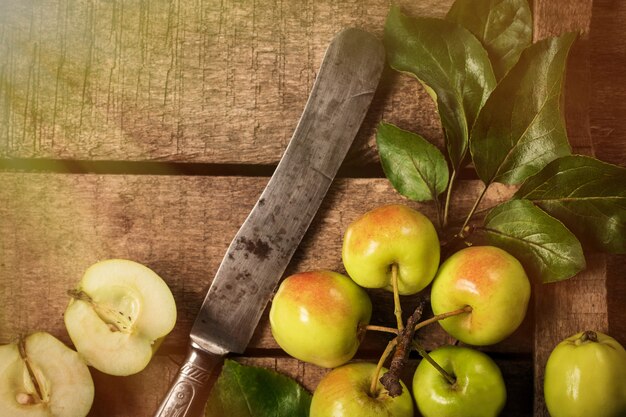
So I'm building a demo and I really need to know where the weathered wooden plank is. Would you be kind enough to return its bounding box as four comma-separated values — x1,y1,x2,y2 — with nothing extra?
0,0,447,164
0,0,598,165
531,1,607,416
0,173,533,355
89,355,532,417
590,0,626,165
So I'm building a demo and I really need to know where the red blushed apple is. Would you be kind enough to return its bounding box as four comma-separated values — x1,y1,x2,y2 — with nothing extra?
310,362,414,417
269,270,372,368
430,246,531,346
342,204,440,295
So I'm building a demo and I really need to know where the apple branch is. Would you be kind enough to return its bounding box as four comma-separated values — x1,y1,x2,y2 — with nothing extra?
458,184,489,237
379,300,426,397
442,168,457,229
391,264,404,331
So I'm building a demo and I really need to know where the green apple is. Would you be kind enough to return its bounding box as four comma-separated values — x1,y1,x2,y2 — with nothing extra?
310,362,413,417
269,270,372,368
430,246,530,346
0,332,94,417
544,330,626,417
342,204,440,295
64,259,177,376
413,345,506,417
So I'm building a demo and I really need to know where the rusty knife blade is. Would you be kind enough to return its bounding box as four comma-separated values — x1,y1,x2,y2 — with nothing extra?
154,28,384,417
191,28,385,355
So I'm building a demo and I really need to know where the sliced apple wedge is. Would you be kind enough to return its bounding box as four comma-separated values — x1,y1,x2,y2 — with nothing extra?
0,332,94,417
64,259,177,376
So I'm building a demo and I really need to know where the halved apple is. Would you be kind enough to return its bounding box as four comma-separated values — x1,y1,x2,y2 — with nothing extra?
64,259,177,376
0,332,94,417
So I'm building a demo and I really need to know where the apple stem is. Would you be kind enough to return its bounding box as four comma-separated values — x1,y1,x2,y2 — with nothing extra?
68,289,133,333
365,325,398,335
413,305,473,333
391,264,404,331
17,337,44,404
412,340,457,386
580,330,598,343
369,338,398,397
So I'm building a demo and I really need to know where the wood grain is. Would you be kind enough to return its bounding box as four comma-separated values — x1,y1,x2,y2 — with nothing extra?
590,0,626,165
0,173,532,354
0,0,448,165
530,0,613,416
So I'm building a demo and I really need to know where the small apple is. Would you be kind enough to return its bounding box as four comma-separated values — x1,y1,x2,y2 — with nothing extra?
64,259,177,376
413,345,506,417
342,204,440,295
430,246,530,345
269,270,372,368
310,362,413,417
0,332,94,417
544,330,626,417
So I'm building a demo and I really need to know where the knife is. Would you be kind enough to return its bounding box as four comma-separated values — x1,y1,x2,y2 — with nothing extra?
154,28,385,417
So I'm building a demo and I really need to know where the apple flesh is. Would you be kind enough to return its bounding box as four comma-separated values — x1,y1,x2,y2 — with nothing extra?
544,331,626,417
310,362,413,417
413,345,506,417
64,259,177,376
269,270,372,368
430,246,531,346
0,332,94,417
342,204,440,295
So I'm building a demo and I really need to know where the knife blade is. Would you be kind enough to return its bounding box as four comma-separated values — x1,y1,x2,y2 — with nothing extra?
154,28,385,417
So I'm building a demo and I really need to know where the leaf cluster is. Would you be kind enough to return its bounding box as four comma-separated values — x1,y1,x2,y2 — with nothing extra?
379,0,626,283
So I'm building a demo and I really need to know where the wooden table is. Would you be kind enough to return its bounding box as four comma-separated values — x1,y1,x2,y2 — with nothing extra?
1,0,624,416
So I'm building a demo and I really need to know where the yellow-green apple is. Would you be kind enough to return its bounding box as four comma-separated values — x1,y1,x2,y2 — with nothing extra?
310,362,413,417
342,204,440,295
544,331,626,417
413,345,506,417
64,259,177,376
0,332,94,417
269,270,372,368
430,246,530,345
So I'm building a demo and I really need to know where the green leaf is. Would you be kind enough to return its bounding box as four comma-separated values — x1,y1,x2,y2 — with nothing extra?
384,6,496,171
376,122,449,202
446,0,532,80
515,155,626,253
479,199,585,283
205,360,311,417
470,32,576,186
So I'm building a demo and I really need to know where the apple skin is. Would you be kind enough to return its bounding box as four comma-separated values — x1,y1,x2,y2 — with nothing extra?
544,331,626,417
342,204,440,295
310,362,413,417
270,270,372,368
413,345,506,417
430,246,530,346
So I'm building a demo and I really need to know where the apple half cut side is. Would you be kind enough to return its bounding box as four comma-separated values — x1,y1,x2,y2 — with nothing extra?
64,259,177,376
0,332,94,417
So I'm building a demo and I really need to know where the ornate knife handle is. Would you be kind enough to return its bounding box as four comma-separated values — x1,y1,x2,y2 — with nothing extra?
154,343,224,417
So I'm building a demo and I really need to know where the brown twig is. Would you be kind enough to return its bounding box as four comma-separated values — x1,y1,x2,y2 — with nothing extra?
379,299,426,397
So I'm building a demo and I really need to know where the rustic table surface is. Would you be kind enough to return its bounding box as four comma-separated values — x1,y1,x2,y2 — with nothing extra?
1,0,624,416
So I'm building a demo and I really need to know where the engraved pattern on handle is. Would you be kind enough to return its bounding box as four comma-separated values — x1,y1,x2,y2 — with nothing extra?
154,345,223,417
